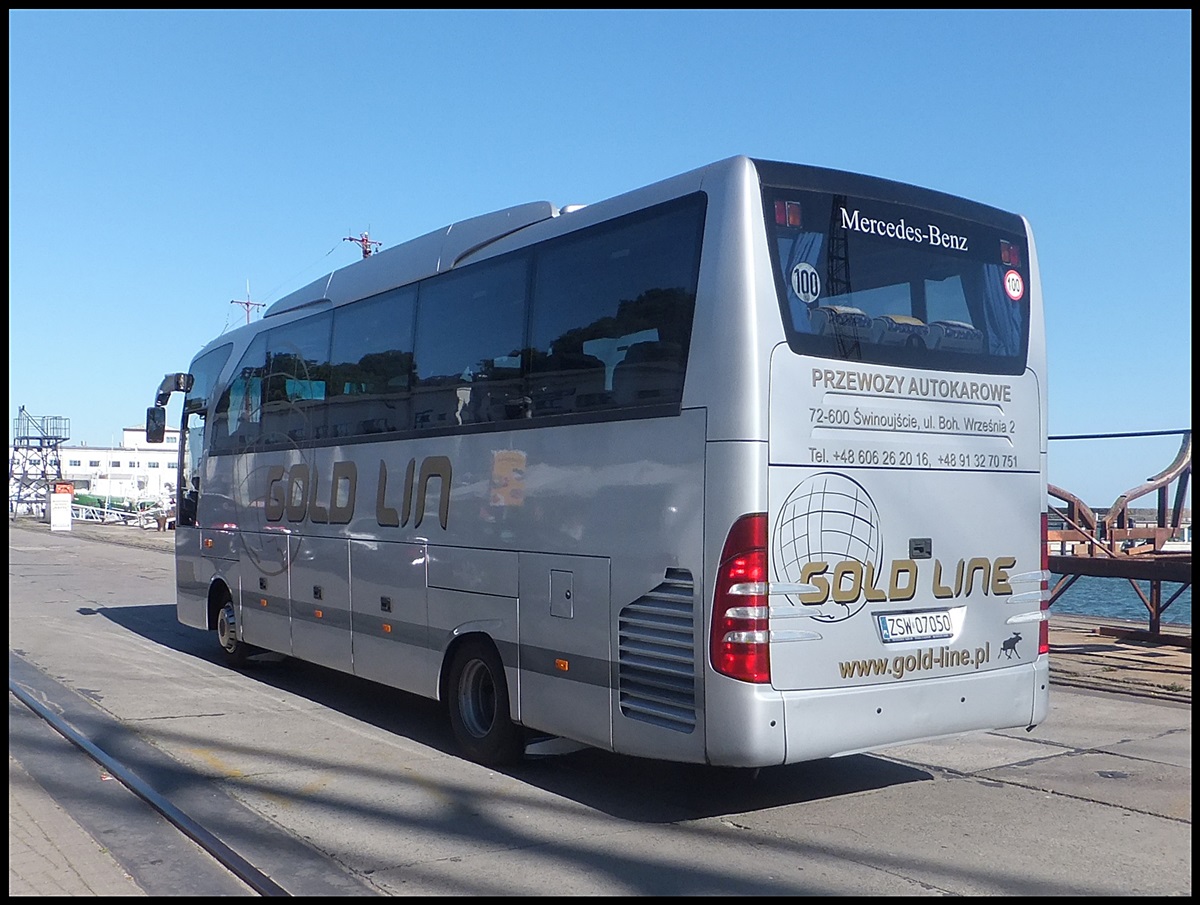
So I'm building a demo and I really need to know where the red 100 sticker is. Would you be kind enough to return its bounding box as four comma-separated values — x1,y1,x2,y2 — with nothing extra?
1004,269,1024,301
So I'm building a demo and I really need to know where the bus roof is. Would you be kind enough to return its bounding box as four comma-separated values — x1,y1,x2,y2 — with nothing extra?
263,201,558,320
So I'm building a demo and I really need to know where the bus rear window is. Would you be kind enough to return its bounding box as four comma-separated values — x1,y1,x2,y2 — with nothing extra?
764,189,1030,375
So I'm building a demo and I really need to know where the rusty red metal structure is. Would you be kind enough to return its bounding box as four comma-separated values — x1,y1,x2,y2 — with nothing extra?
1047,431,1192,633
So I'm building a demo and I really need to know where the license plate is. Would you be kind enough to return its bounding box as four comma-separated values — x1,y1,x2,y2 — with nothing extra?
877,609,954,643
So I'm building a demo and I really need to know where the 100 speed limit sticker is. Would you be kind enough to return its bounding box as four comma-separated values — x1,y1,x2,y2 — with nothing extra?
1004,269,1024,301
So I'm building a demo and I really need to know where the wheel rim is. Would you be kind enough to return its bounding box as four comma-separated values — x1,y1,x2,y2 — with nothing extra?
217,603,237,654
457,659,497,739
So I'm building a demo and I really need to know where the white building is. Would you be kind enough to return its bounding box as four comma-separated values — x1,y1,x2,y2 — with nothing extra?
9,426,182,505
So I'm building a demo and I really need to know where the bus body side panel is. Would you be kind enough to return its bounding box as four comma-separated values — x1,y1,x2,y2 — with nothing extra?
350,539,432,695
427,586,519,701
196,408,709,757
282,447,353,672
689,159,796,766
175,527,211,629
1025,216,1051,732
218,447,304,658
699,439,790,767
688,155,773,444
290,536,353,673
578,410,707,762
238,527,293,655
517,552,612,751
425,546,519,693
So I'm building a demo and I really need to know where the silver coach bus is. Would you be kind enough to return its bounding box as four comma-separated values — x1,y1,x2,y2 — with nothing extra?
148,156,1049,767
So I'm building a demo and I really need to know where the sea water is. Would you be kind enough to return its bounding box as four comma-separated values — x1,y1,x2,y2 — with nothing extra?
1050,573,1191,627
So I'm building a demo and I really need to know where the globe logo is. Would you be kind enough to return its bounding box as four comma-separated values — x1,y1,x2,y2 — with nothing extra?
773,472,884,622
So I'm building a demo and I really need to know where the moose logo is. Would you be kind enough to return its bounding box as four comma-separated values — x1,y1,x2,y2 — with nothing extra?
999,632,1022,659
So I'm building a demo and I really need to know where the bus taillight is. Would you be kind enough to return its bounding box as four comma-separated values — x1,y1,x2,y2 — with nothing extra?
774,200,802,228
1040,511,1050,655
711,513,771,684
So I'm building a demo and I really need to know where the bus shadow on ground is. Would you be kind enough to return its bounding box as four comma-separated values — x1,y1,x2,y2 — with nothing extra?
511,748,931,821
97,603,932,822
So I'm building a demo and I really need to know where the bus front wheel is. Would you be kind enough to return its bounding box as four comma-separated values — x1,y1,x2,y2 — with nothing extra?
216,597,251,667
447,640,524,766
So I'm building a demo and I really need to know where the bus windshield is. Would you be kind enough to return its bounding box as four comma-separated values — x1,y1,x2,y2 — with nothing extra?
764,187,1030,375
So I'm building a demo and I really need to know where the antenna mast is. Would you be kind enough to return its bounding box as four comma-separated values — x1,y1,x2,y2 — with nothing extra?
344,230,382,259
231,281,264,324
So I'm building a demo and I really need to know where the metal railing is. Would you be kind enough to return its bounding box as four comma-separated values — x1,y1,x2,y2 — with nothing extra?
1047,431,1191,633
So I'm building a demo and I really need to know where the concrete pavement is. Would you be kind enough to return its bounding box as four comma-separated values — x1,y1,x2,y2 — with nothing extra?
9,755,146,896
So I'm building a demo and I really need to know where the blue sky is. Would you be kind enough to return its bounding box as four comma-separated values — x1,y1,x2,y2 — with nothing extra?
8,9,1191,508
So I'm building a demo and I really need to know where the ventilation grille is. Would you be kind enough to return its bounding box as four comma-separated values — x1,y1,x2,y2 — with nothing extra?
617,568,696,733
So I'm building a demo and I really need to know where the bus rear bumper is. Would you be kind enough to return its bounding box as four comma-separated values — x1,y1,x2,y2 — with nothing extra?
703,659,1049,767
778,660,1050,763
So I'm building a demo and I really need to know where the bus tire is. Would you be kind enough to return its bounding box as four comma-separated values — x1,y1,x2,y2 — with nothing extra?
447,639,524,766
216,595,251,667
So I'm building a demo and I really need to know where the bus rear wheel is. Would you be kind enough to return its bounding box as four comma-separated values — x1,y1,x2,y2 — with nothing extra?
447,640,524,766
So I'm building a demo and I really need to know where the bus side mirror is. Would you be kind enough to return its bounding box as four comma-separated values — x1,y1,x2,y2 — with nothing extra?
155,372,194,406
146,406,167,443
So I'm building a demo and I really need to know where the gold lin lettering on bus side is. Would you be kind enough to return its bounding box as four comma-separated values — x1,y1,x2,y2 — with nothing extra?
791,556,1018,606
263,456,452,530
376,456,451,530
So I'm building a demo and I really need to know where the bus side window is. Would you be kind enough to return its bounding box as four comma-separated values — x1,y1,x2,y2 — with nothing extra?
173,343,232,528
527,194,705,419
178,473,199,527
212,334,267,453
260,313,331,444
611,340,684,407
412,257,527,430
327,285,416,438
527,344,609,414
